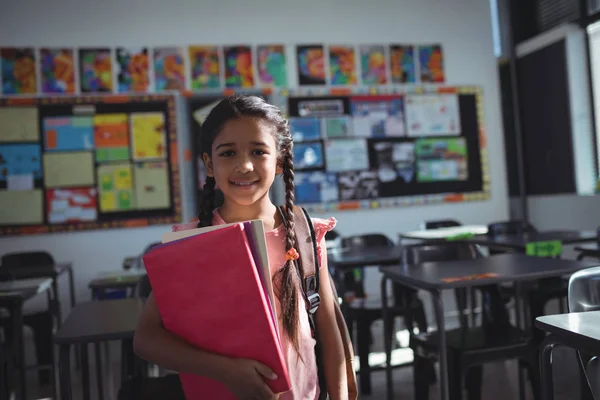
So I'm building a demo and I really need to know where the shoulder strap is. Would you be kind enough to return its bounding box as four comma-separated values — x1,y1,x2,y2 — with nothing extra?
277,205,321,315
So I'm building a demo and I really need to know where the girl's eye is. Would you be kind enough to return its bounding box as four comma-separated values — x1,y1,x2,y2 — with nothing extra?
219,150,235,157
253,150,267,156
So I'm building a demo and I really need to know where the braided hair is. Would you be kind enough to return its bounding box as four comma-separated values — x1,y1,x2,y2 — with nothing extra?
197,95,301,355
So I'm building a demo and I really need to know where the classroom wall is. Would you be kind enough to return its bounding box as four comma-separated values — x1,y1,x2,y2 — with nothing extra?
0,0,509,313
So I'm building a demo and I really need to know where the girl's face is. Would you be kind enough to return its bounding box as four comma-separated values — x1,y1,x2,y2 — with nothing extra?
203,116,283,207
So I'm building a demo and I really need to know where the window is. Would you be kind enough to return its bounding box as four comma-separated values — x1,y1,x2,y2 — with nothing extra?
587,21,600,180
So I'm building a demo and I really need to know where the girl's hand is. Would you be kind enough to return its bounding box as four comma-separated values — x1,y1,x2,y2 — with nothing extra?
223,358,280,400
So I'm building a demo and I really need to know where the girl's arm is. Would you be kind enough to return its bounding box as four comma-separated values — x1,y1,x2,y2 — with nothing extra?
314,239,348,400
133,292,279,400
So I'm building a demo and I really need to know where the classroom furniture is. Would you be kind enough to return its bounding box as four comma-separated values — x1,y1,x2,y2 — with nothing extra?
88,269,147,300
575,243,600,261
400,243,539,400
328,239,426,395
380,253,600,400
0,277,53,400
465,229,598,251
399,225,489,241
55,298,145,400
537,265,600,400
423,219,462,230
487,220,538,237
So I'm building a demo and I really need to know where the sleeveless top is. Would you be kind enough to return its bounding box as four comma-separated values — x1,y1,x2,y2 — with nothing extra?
172,210,337,400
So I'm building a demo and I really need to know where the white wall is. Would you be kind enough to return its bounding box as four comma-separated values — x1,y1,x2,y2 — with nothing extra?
0,0,509,313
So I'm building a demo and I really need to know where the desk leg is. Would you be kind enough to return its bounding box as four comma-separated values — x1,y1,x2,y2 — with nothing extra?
540,335,558,400
12,301,26,400
52,278,62,326
381,276,393,400
80,344,91,400
94,343,104,400
59,345,72,400
433,290,449,400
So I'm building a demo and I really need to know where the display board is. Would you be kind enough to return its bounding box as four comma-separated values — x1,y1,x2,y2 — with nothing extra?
285,86,489,212
0,94,180,236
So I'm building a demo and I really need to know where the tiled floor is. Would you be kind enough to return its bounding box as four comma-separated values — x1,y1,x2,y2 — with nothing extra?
25,321,582,400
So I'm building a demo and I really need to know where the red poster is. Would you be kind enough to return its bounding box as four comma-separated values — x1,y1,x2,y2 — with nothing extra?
46,187,97,224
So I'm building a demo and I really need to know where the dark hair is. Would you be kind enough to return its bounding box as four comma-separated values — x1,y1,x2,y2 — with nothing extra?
197,95,301,355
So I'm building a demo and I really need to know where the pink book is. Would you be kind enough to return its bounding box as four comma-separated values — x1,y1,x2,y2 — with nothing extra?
143,223,290,399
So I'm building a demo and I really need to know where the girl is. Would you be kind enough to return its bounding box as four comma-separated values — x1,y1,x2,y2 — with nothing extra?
134,95,348,400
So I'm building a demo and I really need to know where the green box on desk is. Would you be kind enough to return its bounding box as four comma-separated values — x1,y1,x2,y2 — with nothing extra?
526,240,562,257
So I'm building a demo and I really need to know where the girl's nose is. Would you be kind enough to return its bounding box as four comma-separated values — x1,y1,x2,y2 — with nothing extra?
235,159,253,173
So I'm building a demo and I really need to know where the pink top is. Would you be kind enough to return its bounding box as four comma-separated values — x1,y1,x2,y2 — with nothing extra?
172,210,337,400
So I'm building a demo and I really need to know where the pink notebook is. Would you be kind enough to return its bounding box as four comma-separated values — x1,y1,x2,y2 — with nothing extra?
143,223,290,399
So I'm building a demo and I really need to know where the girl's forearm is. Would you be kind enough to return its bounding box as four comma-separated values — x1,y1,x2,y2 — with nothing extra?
133,323,233,384
318,325,348,400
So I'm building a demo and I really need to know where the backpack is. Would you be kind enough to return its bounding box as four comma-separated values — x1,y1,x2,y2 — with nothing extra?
278,205,359,400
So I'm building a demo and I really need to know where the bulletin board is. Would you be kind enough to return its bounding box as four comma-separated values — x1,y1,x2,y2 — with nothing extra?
286,86,489,212
0,94,181,236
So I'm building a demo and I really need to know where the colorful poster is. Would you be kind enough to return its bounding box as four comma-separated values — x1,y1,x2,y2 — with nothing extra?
323,116,352,138
257,45,287,87
43,116,94,151
43,152,95,188
0,190,43,225
79,48,113,93
40,48,75,94
419,44,445,83
338,170,379,201
189,46,221,89
369,140,416,186
359,45,387,85
324,139,369,172
130,112,167,160
295,172,338,204
46,187,97,224
405,94,461,136
351,96,406,137
94,114,130,162
415,137,468,182
328,46,357,86
224,46,254,88
134,162,171,209
289,117,321,141
154,47,185,91
116,47,150,93
296,45,326,85
0,144,42,184
389,45,416,84
0,48,37,94
97,163,135,212
293,142,324,170
0,107,39,142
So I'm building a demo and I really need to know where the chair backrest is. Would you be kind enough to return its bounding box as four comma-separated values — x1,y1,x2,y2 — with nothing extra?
1,251,54,268
568,266,600,313
399,242,476,265
423,219,462,230
341,233,394,250
487,220,537,236
568,266,600,399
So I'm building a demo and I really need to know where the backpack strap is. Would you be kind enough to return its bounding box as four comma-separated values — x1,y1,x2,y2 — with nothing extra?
277,205,321,315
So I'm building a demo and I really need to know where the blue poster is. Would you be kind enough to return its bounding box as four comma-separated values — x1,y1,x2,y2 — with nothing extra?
295,172,338,203
293,142,324,170
289,117,321,142
0,144,42,180
43,116,94,151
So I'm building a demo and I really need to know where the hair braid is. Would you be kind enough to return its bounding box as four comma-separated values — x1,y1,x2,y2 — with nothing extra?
198,177,216,228
275,149,302,357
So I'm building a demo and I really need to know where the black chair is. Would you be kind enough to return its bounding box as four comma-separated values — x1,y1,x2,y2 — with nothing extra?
338,233,429,395
0,251,57,387
401,242,540,400
487,221,569,320
424,219,462,230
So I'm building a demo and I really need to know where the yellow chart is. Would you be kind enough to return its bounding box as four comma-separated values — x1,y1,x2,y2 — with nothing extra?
130,112,167,161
